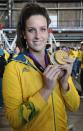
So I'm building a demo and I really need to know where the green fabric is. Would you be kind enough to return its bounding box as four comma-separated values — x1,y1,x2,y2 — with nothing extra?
24,101,39,121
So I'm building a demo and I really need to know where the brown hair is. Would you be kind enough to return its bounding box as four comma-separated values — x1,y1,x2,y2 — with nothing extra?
16,3,51,51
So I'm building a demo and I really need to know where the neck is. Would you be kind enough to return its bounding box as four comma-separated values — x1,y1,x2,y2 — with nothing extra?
29,49,45,58
29,49,46,68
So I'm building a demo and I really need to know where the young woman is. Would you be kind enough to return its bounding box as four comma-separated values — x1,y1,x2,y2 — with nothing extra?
3,3,80,131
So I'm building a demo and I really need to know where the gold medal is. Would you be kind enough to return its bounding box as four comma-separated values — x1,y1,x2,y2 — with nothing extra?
50,50,75,65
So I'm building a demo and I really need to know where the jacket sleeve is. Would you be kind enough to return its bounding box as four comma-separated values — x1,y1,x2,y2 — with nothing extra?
2,62,46,129
60,76,80,112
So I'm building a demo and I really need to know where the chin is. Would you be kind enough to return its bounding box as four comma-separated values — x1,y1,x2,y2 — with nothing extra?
33,47,45,52
34,49,43,52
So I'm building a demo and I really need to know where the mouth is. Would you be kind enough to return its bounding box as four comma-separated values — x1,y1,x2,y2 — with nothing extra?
34,40,41,43
33,41,42,45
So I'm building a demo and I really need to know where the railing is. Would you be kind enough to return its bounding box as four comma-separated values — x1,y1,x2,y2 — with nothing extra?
0,28,17,50
0,27,83,50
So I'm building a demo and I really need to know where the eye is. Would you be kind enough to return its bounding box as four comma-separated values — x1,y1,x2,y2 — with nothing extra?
41,28,47,32
26,28,36,33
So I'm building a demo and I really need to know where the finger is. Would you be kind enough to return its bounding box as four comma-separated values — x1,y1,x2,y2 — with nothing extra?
52,70,61,80
44,66,61,79
44,64,61,74
63,57,75,63
44,65,53,74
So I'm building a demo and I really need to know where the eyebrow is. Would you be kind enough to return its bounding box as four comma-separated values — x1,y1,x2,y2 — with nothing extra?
26,25,47,28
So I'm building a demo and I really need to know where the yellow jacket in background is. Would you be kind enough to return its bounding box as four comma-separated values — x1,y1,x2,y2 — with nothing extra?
80,50,83,68
69,49,78,58
2,54,80,131
4,49,10,61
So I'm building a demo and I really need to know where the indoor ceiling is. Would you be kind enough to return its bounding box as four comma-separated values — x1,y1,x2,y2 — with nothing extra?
0,0,81,3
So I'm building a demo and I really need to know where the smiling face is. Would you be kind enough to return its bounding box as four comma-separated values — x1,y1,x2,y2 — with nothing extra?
23,15,48,53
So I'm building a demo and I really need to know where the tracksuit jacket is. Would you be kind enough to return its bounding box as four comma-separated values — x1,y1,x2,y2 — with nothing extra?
2,53,80,131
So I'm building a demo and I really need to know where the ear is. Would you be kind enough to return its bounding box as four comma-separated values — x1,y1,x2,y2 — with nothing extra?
48,28,52,33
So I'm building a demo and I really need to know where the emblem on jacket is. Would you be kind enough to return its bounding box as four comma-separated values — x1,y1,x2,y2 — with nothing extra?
22,67,30,73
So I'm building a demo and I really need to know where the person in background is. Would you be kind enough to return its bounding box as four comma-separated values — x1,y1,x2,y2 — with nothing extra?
13,40,24,58
0,43,4,49
69,47,78,78
3,3,80,131
80,43,83,96
0,48,6,107
45,43,51,53
76,47,81,76
0,43,10,62
4,48,10,62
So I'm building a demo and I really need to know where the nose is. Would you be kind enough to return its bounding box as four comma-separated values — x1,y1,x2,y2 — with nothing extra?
35,30,41,39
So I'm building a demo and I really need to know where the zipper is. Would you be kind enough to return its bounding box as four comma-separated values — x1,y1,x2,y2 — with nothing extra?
51,92,56,131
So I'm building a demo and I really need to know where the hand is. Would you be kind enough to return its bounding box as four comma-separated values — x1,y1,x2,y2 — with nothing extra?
43,64,61,91
59,63,73,91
